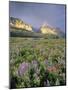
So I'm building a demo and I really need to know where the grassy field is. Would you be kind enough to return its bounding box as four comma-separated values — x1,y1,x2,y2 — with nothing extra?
10,37,66,88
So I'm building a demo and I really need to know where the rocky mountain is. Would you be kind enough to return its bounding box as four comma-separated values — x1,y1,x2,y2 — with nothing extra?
40,24,57,35
9,17,33,32
40,24,65,38
9,17,65,38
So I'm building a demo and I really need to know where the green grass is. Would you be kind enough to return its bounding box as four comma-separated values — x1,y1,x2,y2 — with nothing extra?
10,37,66,88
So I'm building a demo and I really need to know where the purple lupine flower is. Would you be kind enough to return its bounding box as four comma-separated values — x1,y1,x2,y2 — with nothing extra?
18,62,29,76
31,60,39,75
44,59,53,67
31,60,38,71
44,59,49,65
31,60,38,67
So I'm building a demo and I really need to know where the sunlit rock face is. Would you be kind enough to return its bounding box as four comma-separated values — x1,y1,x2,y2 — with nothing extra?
10,17,33,32
40,24,57,35
25,24,32,31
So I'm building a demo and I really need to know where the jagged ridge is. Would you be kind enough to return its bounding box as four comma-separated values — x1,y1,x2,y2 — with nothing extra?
9,17,65,38
10,17,33,32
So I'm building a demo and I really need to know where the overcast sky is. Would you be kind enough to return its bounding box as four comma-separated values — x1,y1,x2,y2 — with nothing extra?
9,1,66,32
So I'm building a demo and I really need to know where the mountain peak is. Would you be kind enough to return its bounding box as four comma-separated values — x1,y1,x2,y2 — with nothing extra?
40,24,57,35
40,24,65,38
10,17,33,32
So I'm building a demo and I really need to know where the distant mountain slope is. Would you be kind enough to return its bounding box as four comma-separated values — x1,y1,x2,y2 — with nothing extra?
40,24,65,38
9,17,65,38
10,29,43,38
10,17,33,32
